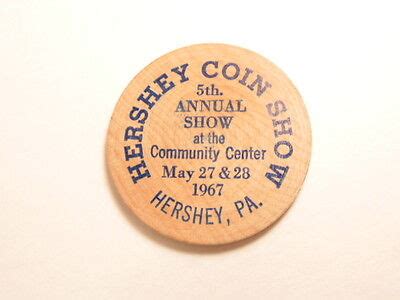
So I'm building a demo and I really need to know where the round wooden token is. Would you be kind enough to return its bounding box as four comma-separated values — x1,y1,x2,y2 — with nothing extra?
107,44,311,245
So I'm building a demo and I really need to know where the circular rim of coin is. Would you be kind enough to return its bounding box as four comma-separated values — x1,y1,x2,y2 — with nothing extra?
107,43,311,245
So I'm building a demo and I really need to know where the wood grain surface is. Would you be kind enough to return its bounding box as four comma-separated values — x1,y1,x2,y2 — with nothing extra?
106,44,311,245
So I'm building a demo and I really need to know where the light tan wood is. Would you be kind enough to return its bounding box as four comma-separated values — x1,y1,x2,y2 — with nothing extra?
106,44,311,245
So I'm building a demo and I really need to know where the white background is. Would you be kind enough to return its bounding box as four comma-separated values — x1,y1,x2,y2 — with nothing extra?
1,1,399,299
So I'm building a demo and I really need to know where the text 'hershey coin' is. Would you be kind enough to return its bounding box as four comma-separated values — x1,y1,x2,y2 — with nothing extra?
106,44,311,245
